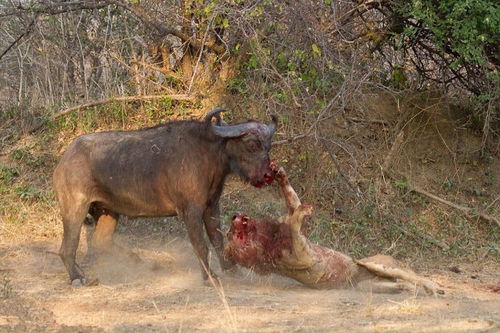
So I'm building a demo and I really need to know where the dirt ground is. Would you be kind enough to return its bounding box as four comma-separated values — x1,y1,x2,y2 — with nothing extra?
1,227,498,333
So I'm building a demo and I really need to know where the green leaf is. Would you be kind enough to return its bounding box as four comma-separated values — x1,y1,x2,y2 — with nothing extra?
311,43,322,57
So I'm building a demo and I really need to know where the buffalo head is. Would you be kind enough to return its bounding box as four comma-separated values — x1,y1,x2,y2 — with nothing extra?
205,109,277,187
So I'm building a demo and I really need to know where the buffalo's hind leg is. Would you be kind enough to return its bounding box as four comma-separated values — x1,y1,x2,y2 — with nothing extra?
59,203,90,286
91,211,118,254
91,209,141,263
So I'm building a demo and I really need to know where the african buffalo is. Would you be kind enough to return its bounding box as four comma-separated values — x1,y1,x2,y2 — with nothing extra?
53,108,277,285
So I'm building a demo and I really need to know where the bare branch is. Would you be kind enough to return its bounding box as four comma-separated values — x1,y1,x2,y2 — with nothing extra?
0,16,37,62
0,1,110,17
29,94,195,133
1,0,226,56
107,0,226,55
381,130,404,173
410,186,500,228
272,133,309,146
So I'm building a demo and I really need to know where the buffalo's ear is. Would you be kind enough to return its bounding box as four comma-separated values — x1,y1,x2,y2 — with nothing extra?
268,114,278,134
204,108,226,125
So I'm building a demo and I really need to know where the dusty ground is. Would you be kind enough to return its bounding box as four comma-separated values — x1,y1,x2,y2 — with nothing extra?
0,227,498,333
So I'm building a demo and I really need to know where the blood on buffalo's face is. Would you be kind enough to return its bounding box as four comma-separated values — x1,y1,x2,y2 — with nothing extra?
222,118,277,188
205,109,277,188
226,131,274,187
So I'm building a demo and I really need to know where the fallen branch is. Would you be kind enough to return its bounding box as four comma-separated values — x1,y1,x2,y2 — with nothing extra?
272,133,309,146
381,130,405,173
347,116,390,126
410,186,500,228
29,94,195,133
386,168,500,228
378,129,498,227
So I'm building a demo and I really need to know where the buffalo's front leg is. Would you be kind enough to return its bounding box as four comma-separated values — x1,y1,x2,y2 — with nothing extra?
203,202,234,271
182,207,219,284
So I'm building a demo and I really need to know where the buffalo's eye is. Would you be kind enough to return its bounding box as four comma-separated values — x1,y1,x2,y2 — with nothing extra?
247,140,262,152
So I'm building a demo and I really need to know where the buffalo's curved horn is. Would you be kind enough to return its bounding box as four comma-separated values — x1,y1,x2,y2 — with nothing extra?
211,123,255,138
210,112,278,138
268,113,278,134
204,108,226,124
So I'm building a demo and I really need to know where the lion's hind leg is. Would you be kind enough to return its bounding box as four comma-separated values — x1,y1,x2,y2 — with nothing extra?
355,256,443,296
356,278,418,294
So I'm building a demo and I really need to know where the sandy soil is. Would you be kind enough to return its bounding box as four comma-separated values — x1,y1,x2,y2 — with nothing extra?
0,229,499,333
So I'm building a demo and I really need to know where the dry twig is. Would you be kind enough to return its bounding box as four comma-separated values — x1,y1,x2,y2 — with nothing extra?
410,186,499,228
29,94,195,133
346,116,389,126
272,133,309,146
381,131,405,173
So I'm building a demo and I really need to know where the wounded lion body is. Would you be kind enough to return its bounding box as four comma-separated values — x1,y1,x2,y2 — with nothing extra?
224,163,442,295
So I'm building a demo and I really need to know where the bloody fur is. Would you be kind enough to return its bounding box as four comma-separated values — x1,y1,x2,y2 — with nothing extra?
225,162,443,295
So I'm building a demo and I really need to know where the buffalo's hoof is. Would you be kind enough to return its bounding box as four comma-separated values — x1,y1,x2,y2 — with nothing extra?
222,264,239,277
203,274,221,288
71,277,99,287
220,259,236,271
203,279,221,288
71,278,87,287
